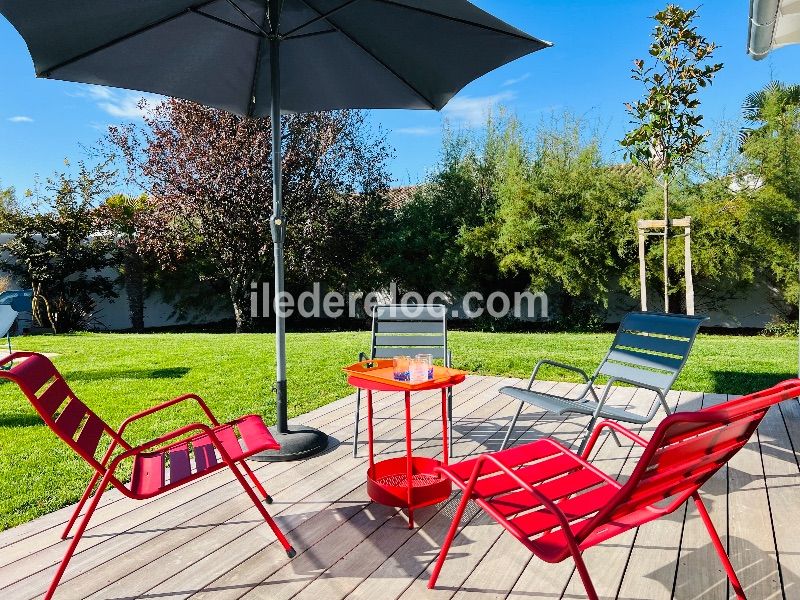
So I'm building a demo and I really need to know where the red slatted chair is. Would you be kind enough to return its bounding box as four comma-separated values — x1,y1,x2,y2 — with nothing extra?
0,352,295,600
428,379,800,600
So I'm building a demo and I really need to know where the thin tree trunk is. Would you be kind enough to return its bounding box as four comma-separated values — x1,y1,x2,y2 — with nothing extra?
663,177,670,313
230,277,253,333
124,252,145,333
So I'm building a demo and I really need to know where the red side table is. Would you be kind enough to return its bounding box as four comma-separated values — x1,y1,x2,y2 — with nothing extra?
344,360,467,528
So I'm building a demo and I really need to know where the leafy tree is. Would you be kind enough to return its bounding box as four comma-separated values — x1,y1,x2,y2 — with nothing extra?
486,114,645,326
110,99,391,332
740,81,800,149
96,193,154,332
0,181,19,231
383,115,520,298
740,83,800,313
0,162,117,333
621,4,723,312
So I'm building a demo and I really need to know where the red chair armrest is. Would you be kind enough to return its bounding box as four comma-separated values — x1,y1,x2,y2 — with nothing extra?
111,422,216,468
116,393,220,437
581,420,649,459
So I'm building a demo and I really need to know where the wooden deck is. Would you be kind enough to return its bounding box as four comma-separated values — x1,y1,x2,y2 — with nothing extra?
2,375,800,600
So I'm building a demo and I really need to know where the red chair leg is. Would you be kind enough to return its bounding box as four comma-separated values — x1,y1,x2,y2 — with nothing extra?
571,549,599,600
239,460,273,504
46,476,109,600
428,489,473,589
693,493,747,600
61,470,102,539
225,460,295,557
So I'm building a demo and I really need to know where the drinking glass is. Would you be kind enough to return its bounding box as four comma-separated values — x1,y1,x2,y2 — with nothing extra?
416,353,434,380
393,355,411,382
409,356,428,383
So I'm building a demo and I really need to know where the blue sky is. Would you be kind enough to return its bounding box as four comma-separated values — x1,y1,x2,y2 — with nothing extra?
1,1,800,194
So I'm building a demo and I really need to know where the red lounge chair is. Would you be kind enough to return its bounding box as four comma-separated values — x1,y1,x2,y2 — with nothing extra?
0,352,295,600
428,378,800,600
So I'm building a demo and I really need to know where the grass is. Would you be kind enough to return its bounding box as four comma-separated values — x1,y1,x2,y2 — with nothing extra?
0,330,796,530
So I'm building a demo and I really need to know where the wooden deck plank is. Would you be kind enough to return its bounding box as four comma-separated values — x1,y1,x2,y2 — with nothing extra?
614,390,703,600
727,393,783,600
671,392,730,600
755,402,800,597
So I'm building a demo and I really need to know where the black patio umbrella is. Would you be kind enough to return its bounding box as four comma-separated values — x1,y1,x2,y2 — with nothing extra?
0,0,551,460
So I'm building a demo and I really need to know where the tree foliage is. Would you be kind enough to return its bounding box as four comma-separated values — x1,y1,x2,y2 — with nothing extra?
95,193,155,332
621,4,722,312
0,162,117,333
381,121,508,297
109,99,392,332
480,114,645,326
740,82,800,311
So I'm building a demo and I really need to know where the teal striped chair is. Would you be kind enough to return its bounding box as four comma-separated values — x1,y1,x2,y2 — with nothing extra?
499,312,707,453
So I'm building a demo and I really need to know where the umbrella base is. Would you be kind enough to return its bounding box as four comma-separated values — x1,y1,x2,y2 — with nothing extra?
252,425,330,462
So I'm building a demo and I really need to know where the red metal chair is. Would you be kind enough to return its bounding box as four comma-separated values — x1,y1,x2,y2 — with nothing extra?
0,352,295,600
428,378,800,600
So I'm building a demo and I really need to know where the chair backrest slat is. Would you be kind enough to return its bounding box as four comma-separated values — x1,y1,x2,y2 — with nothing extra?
375,334,446,348
55,398,89,440
38,378,72,416
374,305,445,321
370,304,449,364
597,312,706,392
649,412,764,472
616,332,690,357
598,360,673,390
76,414,107,457
0,353,118,471
606,348,683,372
611,462,721,517
12,353,56,395
621,312,706,338
578,379,800,545
374,346,446,359
376,320,443,334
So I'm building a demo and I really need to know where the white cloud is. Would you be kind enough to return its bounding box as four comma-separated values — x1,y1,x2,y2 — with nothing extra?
394,126,438,136
76,84,162,120
442,91,516,126
503,73,530,87
7,116,33,123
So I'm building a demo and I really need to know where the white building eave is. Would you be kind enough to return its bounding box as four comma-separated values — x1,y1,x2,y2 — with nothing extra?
748,0,800,59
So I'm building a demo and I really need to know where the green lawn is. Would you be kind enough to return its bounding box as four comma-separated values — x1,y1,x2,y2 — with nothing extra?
0,330,796,530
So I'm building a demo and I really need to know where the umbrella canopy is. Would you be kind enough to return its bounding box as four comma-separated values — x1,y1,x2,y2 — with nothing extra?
0,0,550,459
0,0,549,114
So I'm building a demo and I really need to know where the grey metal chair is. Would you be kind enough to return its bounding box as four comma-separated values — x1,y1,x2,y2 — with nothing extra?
353,304,454,458
499,312,707,453
0,289,32,335
0,305,19,366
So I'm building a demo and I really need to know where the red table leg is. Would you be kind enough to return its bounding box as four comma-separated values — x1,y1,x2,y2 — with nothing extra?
441,388,449,467
367,389,375,471
405,390,414,529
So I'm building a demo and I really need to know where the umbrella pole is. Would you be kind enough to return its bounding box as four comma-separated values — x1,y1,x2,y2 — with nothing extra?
254,29,329,462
